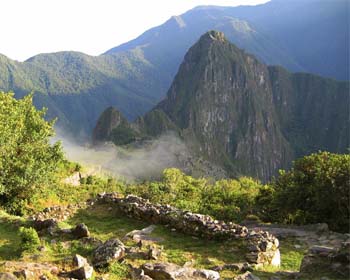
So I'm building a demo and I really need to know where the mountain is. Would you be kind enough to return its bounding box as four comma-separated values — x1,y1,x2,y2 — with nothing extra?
95,31,349,181
0,51,159,134
228,0,349,81
0,0,347,135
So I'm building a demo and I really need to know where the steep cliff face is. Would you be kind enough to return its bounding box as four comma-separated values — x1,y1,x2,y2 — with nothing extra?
94,31,349,181
92,107,133,145
156,31,293,180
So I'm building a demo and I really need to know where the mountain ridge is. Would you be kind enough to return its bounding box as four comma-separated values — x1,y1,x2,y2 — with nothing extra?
94,31,349,181
0,0,347,136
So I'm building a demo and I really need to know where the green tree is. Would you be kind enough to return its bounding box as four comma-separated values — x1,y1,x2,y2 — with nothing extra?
0,92,63,214
266,151,350,232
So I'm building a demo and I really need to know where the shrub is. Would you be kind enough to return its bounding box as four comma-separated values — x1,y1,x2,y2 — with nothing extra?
0,92,64,214
266,151,350,232
19,227,41,252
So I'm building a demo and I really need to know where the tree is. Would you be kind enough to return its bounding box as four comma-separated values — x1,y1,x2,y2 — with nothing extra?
0,92,63,214
267,151,350,232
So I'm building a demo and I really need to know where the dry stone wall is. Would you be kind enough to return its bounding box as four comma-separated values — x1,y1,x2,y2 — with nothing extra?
96,192,281,267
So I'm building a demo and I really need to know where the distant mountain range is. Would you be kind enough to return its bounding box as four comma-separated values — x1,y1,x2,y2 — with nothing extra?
93,31,349,181
0,0,348,135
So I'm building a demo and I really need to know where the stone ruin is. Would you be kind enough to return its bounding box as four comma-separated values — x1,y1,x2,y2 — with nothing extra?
96,192,281,267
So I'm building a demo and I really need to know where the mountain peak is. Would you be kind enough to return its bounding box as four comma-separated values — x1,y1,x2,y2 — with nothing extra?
201,30,227,43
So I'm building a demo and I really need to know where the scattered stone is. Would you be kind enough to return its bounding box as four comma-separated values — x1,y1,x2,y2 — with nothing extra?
13,270,34,279
73,254,89,268
0,273,18,280
80,237,103,248
92,238,125,268
67,265,94,279
211,262,251,272
72,223,90,239
142,262,220,280
147,245,162,260
33,218,58,231
300,242,350,277
234,271,260,280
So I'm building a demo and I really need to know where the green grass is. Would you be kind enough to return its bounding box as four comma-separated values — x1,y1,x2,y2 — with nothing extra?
0,202,342,280
0,210,24,260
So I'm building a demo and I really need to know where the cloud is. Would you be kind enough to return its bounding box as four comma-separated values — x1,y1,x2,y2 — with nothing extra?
52,128,188,181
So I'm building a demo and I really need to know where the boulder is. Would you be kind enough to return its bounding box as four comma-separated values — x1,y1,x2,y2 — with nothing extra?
92,238,125,268
300,243,350,277
33,219,58,231
0,273,17,280
142,262,220,280
147,245,162,260
73,254,89,268
72,223,90,239
234,272,260,280
67,265,94,279
13,270,34,279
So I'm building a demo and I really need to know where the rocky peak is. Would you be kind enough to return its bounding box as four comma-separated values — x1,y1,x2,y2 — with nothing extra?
206,30,226,42
92,107,129,144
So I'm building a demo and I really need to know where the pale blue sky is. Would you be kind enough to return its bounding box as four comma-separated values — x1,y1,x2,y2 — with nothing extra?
1,0,269,61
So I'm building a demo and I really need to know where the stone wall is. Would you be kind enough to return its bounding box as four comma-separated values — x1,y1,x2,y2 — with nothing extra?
96,192,280,267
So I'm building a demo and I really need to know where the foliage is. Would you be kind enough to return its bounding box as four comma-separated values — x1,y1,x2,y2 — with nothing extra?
18,227,40,252
110,125,139,146
127,168,264,222
262,151,350,232
0,92,64,214
201,177,263,221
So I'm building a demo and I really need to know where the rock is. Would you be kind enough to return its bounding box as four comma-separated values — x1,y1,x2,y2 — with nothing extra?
193,269,220,280
33,218,58,231
73,254,89,267
79,237,103,248
0,273,17,280
234,272,260,280
92,238,125,268
142,262,220,279
72,223,90,239
95,193,280,267
309,245,335,255
147,245,162,260
211,262,251,272
300,242,350,277
67,265,94,279
13,270,34,279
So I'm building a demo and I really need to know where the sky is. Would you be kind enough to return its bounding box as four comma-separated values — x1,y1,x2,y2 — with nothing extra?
1,0,269,61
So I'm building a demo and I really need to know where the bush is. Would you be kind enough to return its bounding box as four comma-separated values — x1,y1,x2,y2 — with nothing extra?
19,227,41,252
266,151,350,232
0,92,64,214
201,177,264,222
127,168,264,222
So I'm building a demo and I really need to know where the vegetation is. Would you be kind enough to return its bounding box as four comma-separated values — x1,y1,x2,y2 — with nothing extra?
259,152,350,232
0,92,64,214
0,92,347,278
18,227,41,253
126,168,265,223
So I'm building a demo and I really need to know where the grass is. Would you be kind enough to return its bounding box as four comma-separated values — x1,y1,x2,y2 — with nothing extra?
0,201,342,280
63,203,306,279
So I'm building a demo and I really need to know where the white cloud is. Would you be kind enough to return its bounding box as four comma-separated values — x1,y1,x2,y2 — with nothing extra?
0,0,269,61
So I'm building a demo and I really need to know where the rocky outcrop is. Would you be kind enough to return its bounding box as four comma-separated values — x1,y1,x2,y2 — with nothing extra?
300,243,350,278
94,31,349,182
97,192,280,267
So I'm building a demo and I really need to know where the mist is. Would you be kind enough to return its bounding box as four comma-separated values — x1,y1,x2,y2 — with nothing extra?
52,128,189,182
